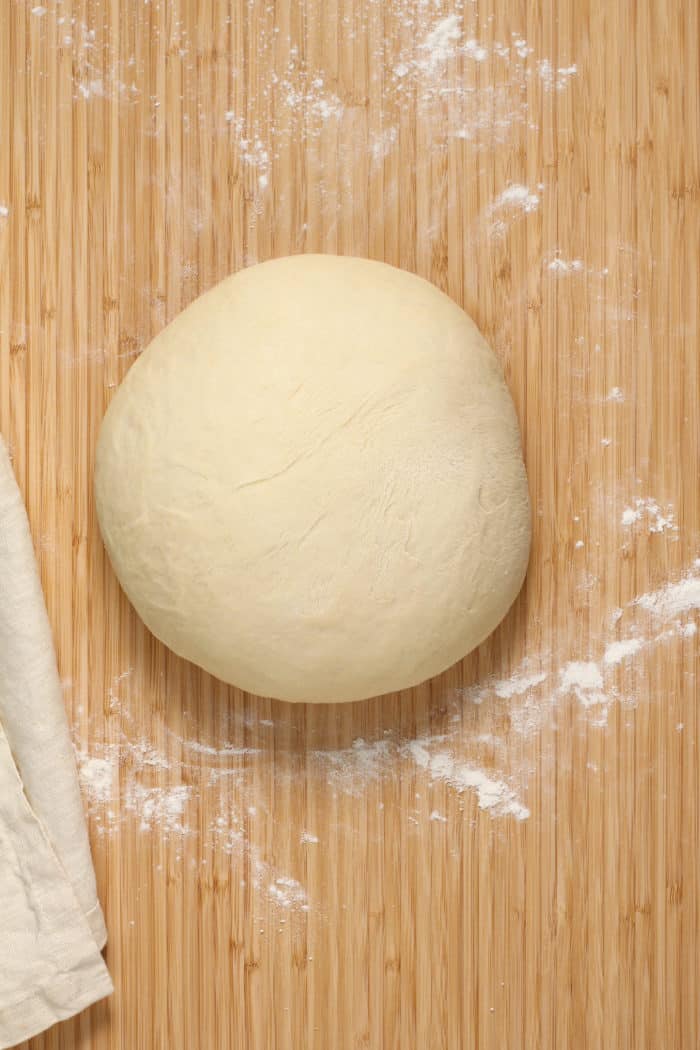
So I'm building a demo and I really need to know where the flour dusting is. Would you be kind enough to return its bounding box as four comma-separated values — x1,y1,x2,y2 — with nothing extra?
493,670,547,699
603,638,644,665
547,256,584,274
621,498,677,535
268,876,310,911
559,662,605,707
537,59,578,91
455,563,699,740
54,2,578,218
315,737,392,792
73,557,699,909
407,741,529,820
491,184,540,214
127,784,191,834
636,573,700,619
418,14,464,74
77,754,116,805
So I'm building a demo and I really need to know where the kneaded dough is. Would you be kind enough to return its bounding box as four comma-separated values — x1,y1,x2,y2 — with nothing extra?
95,255,530,703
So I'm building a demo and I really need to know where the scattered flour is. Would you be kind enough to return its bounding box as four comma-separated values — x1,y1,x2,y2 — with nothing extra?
407,741,529,820
127,784,191,834
493,670,547,699
604,638,644,665
637,573,700,619
512,36,532,59
491,184,540,214
73,560,699,893
418,13,464,74
537,59,578,91
0,205,9,218
76,731,311,910
559,662,605,707
210,818,311,911
554,64,578,89
180,738,260,759
314,737,392,792
267,875,310,911
547,256,584,274
621,498,677,534
55,7,577,207
463,39,489,63
77,753,116,805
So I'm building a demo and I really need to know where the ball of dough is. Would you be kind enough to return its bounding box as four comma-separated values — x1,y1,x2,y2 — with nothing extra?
95,256,530,703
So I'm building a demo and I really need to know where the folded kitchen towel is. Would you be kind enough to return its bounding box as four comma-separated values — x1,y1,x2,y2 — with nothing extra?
0,436,112,1048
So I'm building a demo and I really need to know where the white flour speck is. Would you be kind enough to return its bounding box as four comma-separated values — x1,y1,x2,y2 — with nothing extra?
463,39,488,62
637,573,700,618
621,498,677,534
493,670,547,699
77,753,116,805
559,662,605,706
418,14,463,73
537,59,553,84
604,638,644,665
555,64,577,89
512,36,531,59
538,59,578,91
180,738,260,758
268,875,309,910
548,256,584,274
127,784,191,834
491,184,540,214
370,126,399,164
315,737,392,791
406,740,529,820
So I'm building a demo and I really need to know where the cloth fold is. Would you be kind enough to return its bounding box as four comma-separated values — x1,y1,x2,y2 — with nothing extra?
0,436,112,1048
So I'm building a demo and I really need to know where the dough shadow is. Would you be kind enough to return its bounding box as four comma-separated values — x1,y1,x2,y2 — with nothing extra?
115,585,531,761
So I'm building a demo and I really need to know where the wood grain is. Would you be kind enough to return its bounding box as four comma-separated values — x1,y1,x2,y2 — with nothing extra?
1,0,699,1047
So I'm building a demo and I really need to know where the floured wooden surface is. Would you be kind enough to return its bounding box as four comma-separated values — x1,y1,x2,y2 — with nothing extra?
1,0,698,1047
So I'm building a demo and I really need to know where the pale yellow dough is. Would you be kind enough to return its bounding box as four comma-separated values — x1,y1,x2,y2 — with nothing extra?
95,256,530,702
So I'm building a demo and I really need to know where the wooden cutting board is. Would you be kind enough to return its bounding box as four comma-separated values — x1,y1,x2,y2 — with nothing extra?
2,0,698,1047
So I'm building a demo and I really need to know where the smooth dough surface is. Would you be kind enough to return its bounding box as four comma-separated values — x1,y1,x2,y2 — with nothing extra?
95,256,530,702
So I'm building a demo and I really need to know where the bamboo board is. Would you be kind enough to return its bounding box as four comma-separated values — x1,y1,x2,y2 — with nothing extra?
1,0,699,1047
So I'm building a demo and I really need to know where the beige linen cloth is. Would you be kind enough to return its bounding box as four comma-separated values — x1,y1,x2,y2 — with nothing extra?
0,436,112,1048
